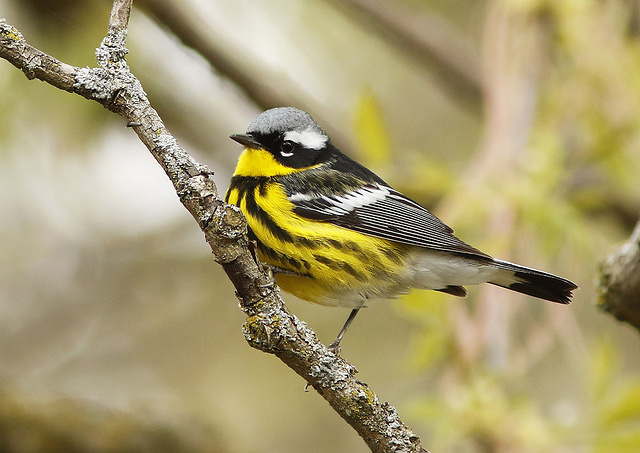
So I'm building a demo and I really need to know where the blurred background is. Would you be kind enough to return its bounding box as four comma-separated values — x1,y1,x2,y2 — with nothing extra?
2,0,640,451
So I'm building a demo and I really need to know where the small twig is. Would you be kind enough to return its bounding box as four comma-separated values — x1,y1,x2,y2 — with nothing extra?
108,0,133,34
0,4,427,451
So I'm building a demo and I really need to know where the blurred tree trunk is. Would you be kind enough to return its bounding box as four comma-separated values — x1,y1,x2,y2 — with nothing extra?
600,220,640,333
324,0,483,115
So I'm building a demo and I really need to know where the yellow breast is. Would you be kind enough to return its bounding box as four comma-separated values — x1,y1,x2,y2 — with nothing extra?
226,155,409,307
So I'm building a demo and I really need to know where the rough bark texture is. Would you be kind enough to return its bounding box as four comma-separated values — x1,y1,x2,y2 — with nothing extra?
0,2,426,451
599,220,640,333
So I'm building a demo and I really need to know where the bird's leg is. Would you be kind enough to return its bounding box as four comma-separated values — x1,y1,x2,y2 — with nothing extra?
268,265,303,276
258,265,276,291
248,240,279,295
248,240,261,266
259,264,309,292
328,308,360,354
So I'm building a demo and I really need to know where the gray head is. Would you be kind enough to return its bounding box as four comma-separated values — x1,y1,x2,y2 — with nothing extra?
244,107,328,151
247,107,325,136
231,107,333,169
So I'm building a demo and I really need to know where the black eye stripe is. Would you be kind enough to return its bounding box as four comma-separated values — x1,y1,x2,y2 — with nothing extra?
246,132,329,168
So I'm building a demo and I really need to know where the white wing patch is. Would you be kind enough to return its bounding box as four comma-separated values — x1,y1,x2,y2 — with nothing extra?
288,192,313,202
284,127,328,150
288,184,390,214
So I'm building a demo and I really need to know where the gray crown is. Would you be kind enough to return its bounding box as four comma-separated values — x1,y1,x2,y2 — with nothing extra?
246,107,326,136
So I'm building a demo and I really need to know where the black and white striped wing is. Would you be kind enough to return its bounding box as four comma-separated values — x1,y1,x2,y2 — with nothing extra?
289,183,490,258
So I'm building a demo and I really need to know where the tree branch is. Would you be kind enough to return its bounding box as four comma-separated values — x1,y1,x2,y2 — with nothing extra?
599,220,640,333
0,4,426,451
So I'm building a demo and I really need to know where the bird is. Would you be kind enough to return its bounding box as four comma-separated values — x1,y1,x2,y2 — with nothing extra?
226,107,577,350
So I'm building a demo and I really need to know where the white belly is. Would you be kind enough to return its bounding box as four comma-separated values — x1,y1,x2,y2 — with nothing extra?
403,249,499,290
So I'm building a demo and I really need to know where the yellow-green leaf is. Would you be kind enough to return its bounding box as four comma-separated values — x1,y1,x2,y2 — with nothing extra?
353,89,392,168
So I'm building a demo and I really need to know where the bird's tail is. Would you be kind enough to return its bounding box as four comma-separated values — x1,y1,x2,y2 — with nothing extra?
488,259,577,304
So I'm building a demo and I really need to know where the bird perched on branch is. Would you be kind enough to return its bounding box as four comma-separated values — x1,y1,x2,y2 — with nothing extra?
226,107,577,350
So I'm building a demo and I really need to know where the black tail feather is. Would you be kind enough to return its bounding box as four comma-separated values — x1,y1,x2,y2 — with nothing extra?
489,259,577,304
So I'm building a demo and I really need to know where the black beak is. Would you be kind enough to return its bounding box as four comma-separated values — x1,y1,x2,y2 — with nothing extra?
229,134,263,149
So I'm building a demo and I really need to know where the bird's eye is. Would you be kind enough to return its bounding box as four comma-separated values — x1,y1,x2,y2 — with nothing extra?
280,140,295,157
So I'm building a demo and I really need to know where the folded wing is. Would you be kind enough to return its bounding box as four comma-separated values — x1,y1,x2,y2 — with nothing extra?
290,183,490,259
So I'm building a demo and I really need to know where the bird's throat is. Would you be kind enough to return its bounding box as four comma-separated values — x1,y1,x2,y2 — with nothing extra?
234,148,298,177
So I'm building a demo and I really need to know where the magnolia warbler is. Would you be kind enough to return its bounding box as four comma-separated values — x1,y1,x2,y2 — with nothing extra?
226,107,577,349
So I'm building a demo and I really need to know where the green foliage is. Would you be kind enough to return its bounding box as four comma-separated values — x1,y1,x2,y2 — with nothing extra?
388,1,640,451
588,341,640,452
399,291,452,371
537,0,640,222
410,373,562,452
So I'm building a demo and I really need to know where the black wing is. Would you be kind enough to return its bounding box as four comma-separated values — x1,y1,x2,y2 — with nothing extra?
289,182,490,258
